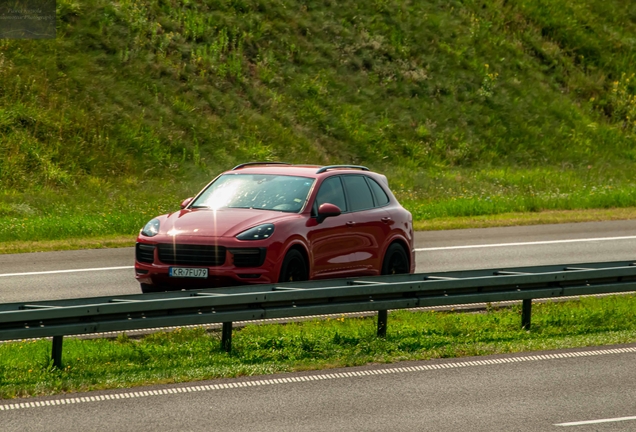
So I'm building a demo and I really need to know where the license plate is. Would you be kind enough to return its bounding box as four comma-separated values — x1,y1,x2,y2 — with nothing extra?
169,267,208,278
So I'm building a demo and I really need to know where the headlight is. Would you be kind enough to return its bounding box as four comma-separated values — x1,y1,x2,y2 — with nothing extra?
236,223,275,240
141,219,160,237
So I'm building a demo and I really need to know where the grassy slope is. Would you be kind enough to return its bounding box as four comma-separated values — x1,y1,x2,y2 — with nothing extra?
1,0,636,243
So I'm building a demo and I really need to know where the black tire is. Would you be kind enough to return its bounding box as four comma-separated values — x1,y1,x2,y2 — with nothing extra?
381,243,409,275
279,249,308,283
140,283,163,294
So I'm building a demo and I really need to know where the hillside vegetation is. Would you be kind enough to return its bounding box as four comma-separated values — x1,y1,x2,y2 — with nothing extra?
1,0,636,242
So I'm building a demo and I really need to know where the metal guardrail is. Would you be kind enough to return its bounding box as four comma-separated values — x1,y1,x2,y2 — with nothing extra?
2,260,636,368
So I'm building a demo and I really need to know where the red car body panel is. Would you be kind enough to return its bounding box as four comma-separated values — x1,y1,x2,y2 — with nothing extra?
135,165,414,291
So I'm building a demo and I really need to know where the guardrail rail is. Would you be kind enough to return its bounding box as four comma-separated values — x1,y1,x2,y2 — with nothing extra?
2,260,636,368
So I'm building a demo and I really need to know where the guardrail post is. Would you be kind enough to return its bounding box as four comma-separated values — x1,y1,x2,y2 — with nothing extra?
377,310,388,337
222,322,232,352
52,335,63,368
521,299,532,330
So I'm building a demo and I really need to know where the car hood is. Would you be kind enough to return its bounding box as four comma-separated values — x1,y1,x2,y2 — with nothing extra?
156,208,298,238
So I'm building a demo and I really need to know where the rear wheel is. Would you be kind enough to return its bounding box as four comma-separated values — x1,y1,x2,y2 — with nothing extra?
381,243,409,275
279,249,308,283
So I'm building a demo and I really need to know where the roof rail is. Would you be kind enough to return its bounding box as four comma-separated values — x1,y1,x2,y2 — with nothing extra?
232,162,292,170
316,165,370,174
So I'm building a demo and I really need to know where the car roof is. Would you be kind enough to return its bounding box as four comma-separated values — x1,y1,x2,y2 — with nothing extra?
225,163,376,178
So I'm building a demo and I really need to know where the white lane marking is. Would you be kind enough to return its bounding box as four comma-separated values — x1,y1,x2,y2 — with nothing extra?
2,346,635,412
415,235,636,252
0,266,134,278
555,416,636,426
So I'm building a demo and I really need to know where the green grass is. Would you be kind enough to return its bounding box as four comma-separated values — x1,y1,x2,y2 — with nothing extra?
0,178,188,242
398,164,636,220
3,164,636,247
1,0,636,238
2,295,636,399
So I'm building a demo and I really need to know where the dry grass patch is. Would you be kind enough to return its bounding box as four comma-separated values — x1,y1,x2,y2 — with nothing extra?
0,236,135,255
414,207,636,231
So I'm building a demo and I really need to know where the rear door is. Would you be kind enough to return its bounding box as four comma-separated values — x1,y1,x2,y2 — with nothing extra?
340,175,392,275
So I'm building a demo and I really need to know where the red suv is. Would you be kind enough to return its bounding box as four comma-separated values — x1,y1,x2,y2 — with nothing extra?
135,163,414,292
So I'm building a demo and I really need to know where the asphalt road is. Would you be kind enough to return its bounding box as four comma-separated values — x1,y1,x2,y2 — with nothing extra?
2,345,636,431
1,219,636,302
2,220,636,431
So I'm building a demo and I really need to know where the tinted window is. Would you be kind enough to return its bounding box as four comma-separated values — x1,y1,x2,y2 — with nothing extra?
368,178,390,206
342,175,374,212
315,176,347,212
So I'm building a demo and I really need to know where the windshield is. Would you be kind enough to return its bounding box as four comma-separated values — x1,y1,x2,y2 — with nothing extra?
191,174,315,213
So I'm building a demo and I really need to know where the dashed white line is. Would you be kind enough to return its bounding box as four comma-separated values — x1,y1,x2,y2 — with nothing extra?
414,235,636,252
2,346,634,412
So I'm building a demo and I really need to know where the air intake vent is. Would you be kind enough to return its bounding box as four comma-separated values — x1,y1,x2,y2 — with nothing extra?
157,244,226,266
230,248,267,267
136,243,155,264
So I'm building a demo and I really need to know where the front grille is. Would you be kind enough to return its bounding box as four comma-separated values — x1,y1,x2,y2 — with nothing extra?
157,244,226,266
136,243,155,263
230,248,267,267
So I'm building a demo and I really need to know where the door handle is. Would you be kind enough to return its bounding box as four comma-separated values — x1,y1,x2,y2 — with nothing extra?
381,217,392,223
346,221,356,227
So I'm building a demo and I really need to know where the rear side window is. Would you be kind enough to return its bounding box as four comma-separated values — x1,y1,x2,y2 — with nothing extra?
342,175,374,212
367,178,390,206
315,176,347,211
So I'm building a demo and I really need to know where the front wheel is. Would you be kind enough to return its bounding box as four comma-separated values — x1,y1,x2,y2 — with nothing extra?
279,249,308,283
381,243,409,275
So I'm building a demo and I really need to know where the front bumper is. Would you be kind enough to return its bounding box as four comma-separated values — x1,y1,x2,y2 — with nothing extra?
134,240,281,290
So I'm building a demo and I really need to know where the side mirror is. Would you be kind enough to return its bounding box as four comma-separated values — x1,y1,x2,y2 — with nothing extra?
316,203,341,224
180,197,193,209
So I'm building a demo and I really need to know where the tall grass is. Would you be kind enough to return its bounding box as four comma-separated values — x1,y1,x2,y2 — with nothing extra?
1,0,636,240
